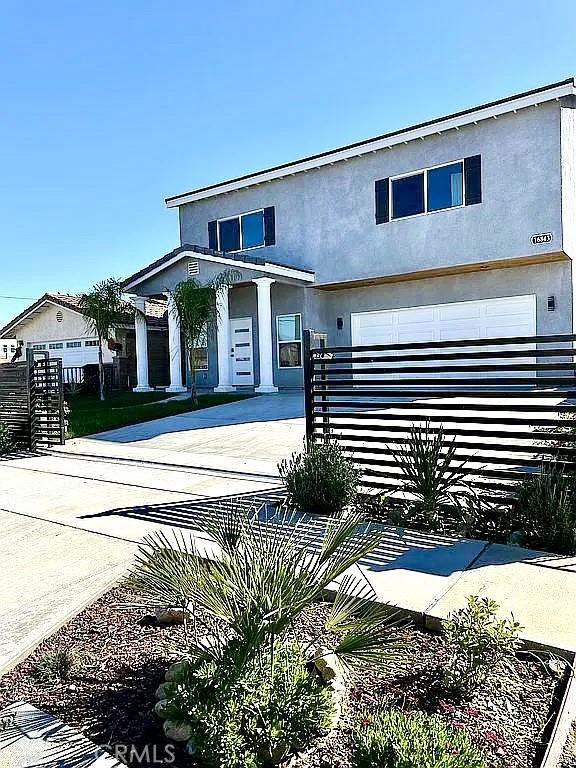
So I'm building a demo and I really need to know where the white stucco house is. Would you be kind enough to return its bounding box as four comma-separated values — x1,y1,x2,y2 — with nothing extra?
0,292,169,388
120,78,576,394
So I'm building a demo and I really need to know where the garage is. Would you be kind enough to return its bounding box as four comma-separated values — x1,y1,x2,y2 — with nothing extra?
350,294,536,378
351,294,536,347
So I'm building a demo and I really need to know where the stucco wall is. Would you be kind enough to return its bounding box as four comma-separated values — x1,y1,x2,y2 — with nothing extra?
317,261,572,347
178,102,563,285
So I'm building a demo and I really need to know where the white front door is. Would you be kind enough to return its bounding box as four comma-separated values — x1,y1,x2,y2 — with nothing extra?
230,317,254,385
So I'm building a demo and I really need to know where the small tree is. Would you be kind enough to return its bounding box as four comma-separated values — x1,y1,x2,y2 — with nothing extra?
171,270,240,404
78,278,124,401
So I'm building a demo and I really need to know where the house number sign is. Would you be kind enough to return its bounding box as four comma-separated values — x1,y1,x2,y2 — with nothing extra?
531,232,553,245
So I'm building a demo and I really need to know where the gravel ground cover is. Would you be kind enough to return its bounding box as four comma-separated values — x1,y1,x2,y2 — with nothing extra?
0,585,568,768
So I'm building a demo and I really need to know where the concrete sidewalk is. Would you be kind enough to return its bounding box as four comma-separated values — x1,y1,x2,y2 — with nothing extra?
1,392,576,676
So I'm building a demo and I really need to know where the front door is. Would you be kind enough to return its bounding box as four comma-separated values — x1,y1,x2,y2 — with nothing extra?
230,317,254,385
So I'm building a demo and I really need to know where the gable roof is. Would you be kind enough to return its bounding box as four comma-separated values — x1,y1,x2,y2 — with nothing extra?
122,243,315,291
0,292,167,339
165,77,576,207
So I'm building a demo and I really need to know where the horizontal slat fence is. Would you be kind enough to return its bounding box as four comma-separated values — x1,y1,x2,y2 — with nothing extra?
0,353,65,449
0,362,32,446
303,330,576,502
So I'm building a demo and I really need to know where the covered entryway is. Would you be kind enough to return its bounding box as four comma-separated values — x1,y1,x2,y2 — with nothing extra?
351,294,536,347
230,317,254,385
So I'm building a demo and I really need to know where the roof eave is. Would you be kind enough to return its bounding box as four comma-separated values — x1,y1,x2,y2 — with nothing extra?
165,78,576,207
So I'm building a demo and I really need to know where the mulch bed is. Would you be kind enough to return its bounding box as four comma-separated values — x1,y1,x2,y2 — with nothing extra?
0,585,568,768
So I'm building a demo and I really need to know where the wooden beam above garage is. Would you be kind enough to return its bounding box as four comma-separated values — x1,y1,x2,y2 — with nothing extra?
313,251,569,292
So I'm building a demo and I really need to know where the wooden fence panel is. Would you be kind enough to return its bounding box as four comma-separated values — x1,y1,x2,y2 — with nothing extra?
0,361,31,446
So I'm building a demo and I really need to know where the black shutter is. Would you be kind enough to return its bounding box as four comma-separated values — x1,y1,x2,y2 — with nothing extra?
208,220,218,250
264,206,276,246
375,178,389,224
464,155,482,206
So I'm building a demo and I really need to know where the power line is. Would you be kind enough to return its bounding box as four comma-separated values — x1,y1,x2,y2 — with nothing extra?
0,295,35,300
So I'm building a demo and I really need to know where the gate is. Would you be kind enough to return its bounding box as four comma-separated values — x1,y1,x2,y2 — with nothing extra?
303,330,576,501
0,351,65,449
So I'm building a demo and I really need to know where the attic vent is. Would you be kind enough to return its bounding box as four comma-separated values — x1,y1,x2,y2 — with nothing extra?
56,310,63,323
188,260,199,276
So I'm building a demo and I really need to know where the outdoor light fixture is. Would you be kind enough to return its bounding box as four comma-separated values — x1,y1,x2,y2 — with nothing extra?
547,296,556,311
337,317,343,330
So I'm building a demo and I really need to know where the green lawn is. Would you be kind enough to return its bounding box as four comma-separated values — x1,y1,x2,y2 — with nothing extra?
66,391,252,438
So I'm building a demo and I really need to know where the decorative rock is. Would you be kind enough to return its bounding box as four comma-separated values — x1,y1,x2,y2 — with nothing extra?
154,606,190,625
165,661,189,682
163,719,193,742
155,682,174,700
313,646,344,684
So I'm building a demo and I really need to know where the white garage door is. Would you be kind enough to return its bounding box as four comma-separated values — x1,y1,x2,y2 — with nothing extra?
351,294,536,377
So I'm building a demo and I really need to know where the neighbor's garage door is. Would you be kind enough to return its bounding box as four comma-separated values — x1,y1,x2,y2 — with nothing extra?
351,294,536,377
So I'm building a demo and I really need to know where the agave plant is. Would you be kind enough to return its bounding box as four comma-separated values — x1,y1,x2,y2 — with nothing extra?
129,500,406,673
387,420,477,530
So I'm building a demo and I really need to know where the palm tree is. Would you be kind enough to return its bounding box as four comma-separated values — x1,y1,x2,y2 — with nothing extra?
170,269,240,404
78,278,124,401
130,500,405,674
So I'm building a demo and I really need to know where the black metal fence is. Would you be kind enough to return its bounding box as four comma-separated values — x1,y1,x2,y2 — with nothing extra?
303,330,576,501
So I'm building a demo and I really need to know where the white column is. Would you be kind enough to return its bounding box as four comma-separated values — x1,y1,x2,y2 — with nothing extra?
133,298,153,392
214,285,235,392
254,277,278,394
165,293,187,393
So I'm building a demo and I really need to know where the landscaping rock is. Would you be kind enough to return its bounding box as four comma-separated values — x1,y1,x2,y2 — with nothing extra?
163,719,193,742
165,660,189,681
313,646,344,684
154,606,190,625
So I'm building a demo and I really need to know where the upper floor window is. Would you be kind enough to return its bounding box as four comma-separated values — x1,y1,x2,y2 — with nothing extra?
208,207,276,252
375,155,481,224
219,210,264,252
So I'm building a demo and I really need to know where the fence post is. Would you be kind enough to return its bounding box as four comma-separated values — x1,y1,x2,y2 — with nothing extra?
303,329,314,446
26,347,37,450
319,337,330,438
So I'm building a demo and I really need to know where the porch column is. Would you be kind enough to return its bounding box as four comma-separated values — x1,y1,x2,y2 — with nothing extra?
214,285,235,392
165,292,187,393
254,277,278,394
133,298,153,392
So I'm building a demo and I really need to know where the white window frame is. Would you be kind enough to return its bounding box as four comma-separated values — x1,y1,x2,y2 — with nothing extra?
217,208,265,253
389,159,466,221
276,313,303,369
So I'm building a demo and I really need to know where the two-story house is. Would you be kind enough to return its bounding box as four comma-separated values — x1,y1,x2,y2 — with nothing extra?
122,78,576,393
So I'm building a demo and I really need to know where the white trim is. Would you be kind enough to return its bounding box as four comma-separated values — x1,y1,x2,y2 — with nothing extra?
165,81,576,207
217,208,265,253
276,312,303,369
390,159,465,221
123,249,315,291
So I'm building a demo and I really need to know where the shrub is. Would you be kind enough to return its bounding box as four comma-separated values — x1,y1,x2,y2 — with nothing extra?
514,462,576,555
443,595,522,694
352,709,484,768
278,437,361,515
131,501,406,766
387,421,476,531
33,648,80,683
161,641,333,767
0,422,13,455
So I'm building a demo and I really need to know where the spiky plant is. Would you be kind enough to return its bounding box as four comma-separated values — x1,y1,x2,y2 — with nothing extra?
78,278,125,401
130,500,405,672
514,461,576,554
387,420,476,530
170,269,240,404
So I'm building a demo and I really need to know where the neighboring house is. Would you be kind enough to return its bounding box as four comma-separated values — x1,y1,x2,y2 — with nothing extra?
0,293,169,388
0,339,17,364
122,77,576,393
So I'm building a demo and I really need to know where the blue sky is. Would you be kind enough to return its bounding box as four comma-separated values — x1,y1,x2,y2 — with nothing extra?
1,0,576,326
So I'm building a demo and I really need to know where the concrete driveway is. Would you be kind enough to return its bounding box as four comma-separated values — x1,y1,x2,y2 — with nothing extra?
0,394,304,673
